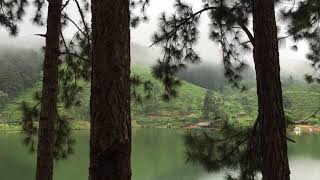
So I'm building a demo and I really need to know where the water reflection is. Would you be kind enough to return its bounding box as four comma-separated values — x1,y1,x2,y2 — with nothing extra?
288,133,320,158
184,130,320,180
0,129,319,180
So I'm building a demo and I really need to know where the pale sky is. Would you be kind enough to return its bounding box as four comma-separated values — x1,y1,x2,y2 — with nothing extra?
132,0,311,69
0,0,313,76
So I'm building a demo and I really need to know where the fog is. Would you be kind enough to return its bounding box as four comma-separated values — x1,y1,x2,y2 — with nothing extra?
0,0,314,80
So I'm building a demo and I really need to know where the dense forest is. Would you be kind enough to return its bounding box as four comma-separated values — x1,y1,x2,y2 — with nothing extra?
0,48,42,109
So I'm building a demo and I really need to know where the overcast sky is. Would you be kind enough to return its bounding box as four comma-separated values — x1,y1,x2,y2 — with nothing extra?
131,0,310,63
0,0,313,75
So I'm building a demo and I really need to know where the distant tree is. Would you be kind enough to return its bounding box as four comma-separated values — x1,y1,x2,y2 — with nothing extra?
0,49,42,102
202,90,213,120
289,76,294,85
283,95,292,110
0,0,30,108
202,90,226,125
178,63,228,91
283,75,295,87
240,96,253,115
0,90,9,108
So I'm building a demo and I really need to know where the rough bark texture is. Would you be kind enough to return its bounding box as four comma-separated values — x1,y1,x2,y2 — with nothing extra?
36,1,62,180
89,0,131,180
252,0,290,180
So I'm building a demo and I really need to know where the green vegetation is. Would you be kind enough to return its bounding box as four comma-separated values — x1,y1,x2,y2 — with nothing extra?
0,48,42,110
0,66,207,129
201,90,227,127
1,65,319,131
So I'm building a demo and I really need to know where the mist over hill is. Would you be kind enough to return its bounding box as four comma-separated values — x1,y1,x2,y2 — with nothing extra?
0,47,42,109
131,43,315,85
0,35,314,91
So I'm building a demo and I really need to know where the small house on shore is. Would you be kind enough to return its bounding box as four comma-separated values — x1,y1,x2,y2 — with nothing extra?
195,122,211,128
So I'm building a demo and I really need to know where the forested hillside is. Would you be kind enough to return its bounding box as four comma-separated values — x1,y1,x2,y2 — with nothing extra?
0,48,42,109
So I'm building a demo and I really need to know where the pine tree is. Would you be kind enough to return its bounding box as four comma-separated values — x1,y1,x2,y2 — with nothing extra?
35,1,62,180
151,0,290,179
202,90,213,120
202,90,226,125
88,1,151,179
20,1,91,180
253,1,290,179
89,0,131,179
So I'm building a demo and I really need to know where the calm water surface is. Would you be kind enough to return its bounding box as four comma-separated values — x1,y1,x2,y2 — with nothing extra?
0,128,319,180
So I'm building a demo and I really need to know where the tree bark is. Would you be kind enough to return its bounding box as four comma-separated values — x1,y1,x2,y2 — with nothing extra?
89,0,131,180
252,0,290,180
36,1,62,180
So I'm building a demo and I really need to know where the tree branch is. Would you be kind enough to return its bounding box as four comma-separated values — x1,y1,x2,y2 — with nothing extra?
61,0,71,11
291,106,320,124
60,51,89,62
60,31,89,62
74,0,91,47
61,13,87,38
150,6,254,47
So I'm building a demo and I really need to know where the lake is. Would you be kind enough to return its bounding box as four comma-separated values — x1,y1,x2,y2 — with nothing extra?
0,128,320,180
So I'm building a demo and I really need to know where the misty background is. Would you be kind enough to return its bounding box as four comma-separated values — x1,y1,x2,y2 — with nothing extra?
0,0,314,81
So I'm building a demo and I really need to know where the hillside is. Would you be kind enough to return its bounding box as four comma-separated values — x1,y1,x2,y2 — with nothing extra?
0,66,207,128
222,82,320,125
0,48,42,110
1,66,319,130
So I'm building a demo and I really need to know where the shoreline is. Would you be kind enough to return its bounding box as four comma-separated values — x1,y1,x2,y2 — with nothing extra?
1,121,320,134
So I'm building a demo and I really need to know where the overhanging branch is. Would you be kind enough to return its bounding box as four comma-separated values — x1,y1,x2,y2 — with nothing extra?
150,6,254,47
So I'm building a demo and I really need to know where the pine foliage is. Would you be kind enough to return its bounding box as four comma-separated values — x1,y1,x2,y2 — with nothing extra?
151,0,253,100
0,0,28,35
281,0,320,83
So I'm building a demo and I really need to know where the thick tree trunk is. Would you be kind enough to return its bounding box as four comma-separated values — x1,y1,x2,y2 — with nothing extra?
252,0,290,180
36,1,62,180
89,0,131,180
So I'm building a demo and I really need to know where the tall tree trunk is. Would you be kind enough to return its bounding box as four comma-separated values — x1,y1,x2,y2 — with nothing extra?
252,0,290,180
89,0,131,180
36,1,62,180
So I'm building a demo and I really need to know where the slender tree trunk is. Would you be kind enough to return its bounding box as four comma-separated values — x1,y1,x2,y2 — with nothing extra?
89,0,131,179
252,0,290,180
36,1,62,180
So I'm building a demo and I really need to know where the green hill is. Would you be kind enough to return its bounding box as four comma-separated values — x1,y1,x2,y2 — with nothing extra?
1,66,319,131
0,66,208,128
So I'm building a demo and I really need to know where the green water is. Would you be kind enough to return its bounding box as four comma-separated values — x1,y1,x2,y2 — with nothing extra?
0,129,319,180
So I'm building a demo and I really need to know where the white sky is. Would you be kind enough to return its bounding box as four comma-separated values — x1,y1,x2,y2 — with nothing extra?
132,0,311,68
0,0,313,75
